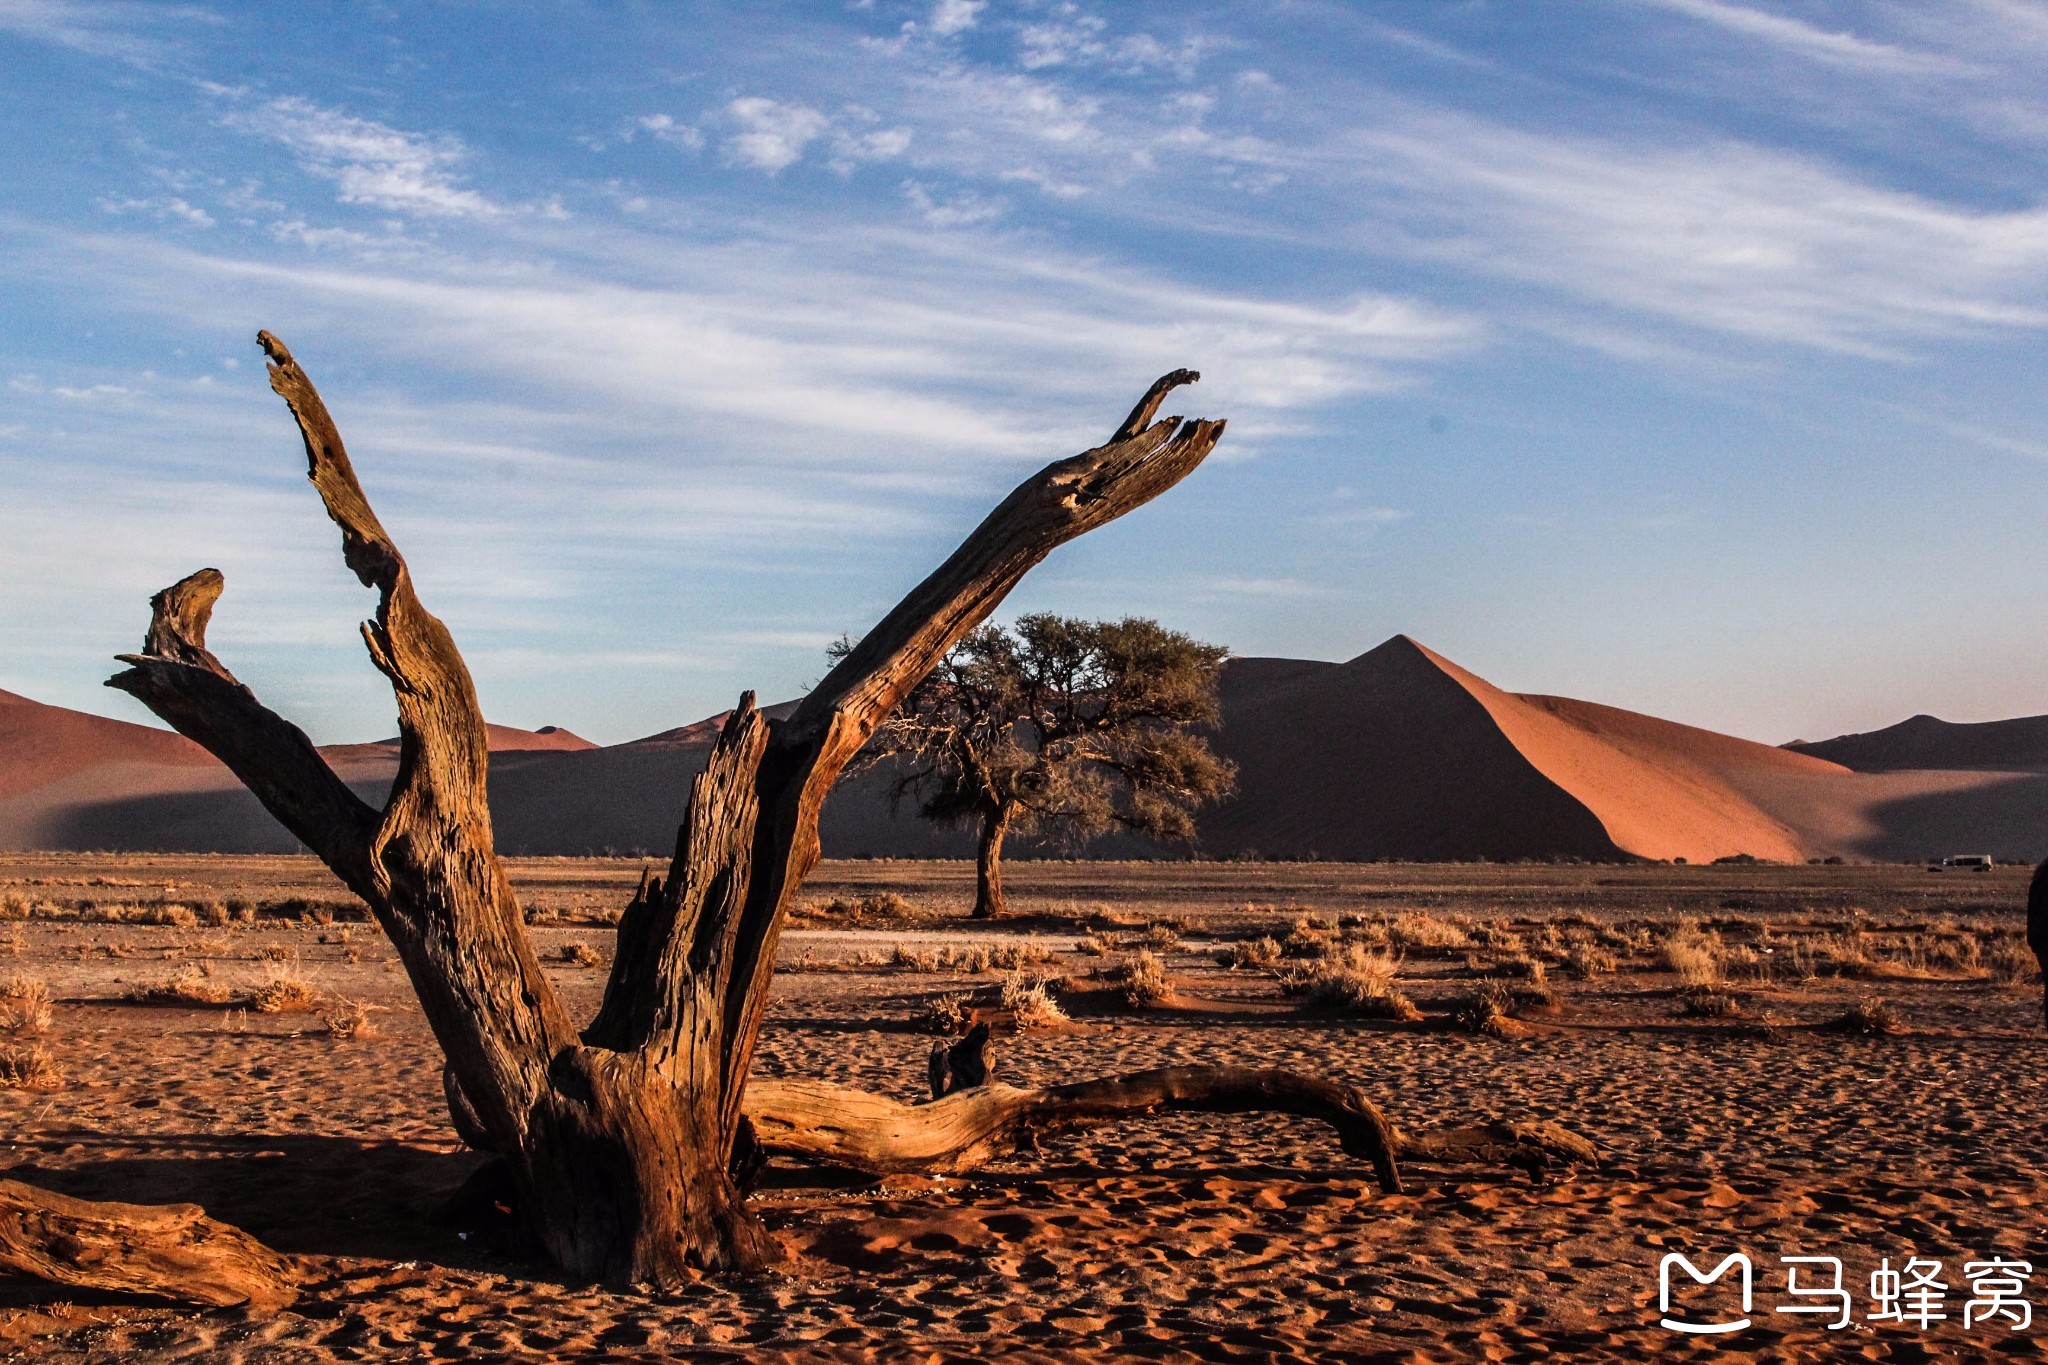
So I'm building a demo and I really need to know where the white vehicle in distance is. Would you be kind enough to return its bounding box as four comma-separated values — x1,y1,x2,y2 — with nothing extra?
1931,854,1994,873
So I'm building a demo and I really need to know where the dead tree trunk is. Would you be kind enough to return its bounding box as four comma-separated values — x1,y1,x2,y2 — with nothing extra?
107,336,1225,1287
972,803,1012,919
0,1180,299,1312
744,1078,1596,1184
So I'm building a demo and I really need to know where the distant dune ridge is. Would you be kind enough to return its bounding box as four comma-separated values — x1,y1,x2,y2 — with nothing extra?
4,639,2046,862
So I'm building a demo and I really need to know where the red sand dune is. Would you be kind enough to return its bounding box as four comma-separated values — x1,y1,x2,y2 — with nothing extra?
4,641,2046,862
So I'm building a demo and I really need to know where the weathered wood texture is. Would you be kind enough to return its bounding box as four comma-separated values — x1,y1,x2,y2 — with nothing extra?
107,331,1225,1286
746,1078,1596,1187
747,1069,1406,1192
0,1180,298,1311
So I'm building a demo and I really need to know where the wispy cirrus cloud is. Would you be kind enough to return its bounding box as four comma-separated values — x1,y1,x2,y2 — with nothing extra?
1633,0,1965,76
1334,111,2048,356
219,95,509,219
0,0,212,63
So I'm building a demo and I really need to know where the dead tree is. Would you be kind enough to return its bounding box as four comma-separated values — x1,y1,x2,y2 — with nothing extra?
0,1180,299,1311
106,334,1239,1286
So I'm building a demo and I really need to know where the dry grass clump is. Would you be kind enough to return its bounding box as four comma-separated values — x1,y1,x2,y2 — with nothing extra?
1392,912,1471,952
1988,938,2038,986
319,997,379,1039
558,943,604,968
0,893,30,922
1450,982,1514,1037
1659,931,1723,987
127,967,238,1007
1076,934,1111,958
813,892,918,922
1115,950,1173,1008
1825,996,1904,1035
888,941,1055,974
1216,936,1282,970
1471,924,1525,952
1281,946,1421,1021
0,976,52,1036
250,971,320,1014
916,991,972,1036
1679,986,1743,1018
1567,945,1618,977
1141,922,1183,950
999,974,1069,1028
1282,917,1333,958
1482,952,1547,983
0,1043,63,1091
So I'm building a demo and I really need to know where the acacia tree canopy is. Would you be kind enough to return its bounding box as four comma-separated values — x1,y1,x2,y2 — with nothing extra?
848,614,1236,917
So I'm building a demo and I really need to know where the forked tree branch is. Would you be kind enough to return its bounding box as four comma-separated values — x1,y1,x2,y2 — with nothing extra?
108,569,380,887
703,375,1226,1127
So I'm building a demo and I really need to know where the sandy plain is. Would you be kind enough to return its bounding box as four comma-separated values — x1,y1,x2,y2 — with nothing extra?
0,854,2044,1362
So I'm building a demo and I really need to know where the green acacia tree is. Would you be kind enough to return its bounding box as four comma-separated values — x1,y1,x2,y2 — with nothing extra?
846,614,1236,918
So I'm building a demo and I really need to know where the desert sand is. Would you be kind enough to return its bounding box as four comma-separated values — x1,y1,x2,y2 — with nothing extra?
9,638,2047,866
2,854,2045,1361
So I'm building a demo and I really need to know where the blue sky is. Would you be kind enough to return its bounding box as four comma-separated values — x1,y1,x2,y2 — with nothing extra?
4,0,2048,746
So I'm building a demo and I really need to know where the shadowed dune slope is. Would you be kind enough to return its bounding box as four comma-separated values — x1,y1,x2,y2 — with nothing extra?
8,643,2048,861
1786,712,2048,771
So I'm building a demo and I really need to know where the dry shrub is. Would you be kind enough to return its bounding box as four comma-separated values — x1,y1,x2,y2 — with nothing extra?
1217,936,1282,970
257,944,296,963
1660,932,1723,987
559,943,604,968
1679,986,1743,1018
0,973,47,1004
1826,997,1903,1035
1451,982,1514,1036
1472,924,1525,952
1076,934,1111,958
1567,945,1618,977
0,976,52,1036
890,945,940,973
1282,946,1420,1021
1486,953,1547,983
1988,938,2038,986
250,971,319,1014
889,941,1052,974
1282,918,1332,958
999,974,1069,1028
127,967,237,1007
319,998,379,1039
1116,950,1173,1007
1391,913,1471,952
817,892,917,922
1142,923,1182,950
917,991,971,1036
0,893,29,922
0,1044,63,1091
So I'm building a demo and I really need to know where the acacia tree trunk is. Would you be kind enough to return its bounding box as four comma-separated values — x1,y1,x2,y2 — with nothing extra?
106,335,1226,1287
972,803,1013,919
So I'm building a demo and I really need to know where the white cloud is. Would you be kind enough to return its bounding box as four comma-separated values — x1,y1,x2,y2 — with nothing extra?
1635,0,1963,76
1339,112,2048,355
97,194,214,227
724,97,830,173
0,0,209,63
636,113,704,151
903,180,1006,228
232,96,505,218
929,0,983,37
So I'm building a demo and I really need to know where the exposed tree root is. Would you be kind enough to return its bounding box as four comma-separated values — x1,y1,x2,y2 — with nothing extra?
745,1072,1598,1189
0,1179,299,1311
747,1067,1407,1190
